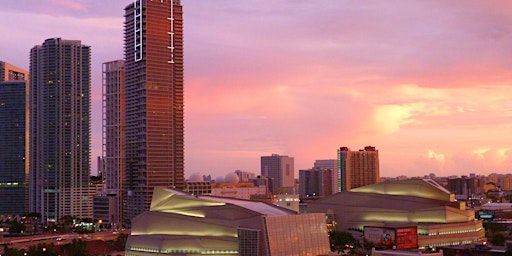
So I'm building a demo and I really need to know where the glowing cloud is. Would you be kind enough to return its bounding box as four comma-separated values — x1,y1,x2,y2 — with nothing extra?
428,150,445,167
472,148,491,159
373,105,414,134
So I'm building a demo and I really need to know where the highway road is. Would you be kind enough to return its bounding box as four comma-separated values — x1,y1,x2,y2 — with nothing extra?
0,230,129,252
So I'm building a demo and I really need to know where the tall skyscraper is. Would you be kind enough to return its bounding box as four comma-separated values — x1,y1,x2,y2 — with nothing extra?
261,154,294,194
338,146,379,191
0,61,28,215
314,159,339,193
102,60,125,225
124,0,184,222
29,38,91,222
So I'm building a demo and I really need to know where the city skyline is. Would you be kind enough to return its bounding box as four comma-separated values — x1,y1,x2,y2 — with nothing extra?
1,1,512,178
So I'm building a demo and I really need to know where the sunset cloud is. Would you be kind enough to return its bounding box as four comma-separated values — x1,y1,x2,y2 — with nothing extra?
2,1,512,178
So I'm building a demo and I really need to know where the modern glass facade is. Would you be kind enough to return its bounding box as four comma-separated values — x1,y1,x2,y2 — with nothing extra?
264,214,330,255
0,80,27,215
123,0,185,222
238,228,260,256
29,38,91,222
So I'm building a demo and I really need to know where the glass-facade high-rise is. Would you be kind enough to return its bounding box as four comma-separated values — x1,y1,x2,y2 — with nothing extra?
123,0,185,222
29,38,91,222
0,78,28,215
0,61,28,215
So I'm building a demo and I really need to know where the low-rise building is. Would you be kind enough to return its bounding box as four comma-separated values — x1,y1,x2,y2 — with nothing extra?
211,184,267,200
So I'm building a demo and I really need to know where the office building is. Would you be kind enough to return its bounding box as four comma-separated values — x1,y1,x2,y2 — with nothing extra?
0,62,28,214
125,188,330,256
501,175,512,191
29,38,91,222
299,167,333,199
93,194,117,228
0,61,28,81
261,154,294,194
314,159,339,193
277,194,300,212
123,0,185,222
234,170,256,182
211,184,267,200
487,173,499,185
102,60,125,225
338,146,379,191
446,175,484,201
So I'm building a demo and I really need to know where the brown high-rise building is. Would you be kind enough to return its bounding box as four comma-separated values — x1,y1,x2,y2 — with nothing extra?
102,60,125,226
338,146,379,191
124,0,184,222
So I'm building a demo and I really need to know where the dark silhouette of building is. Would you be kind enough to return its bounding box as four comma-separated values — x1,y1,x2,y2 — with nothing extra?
261,154,294,194
299,167,333,199
0,62,28,214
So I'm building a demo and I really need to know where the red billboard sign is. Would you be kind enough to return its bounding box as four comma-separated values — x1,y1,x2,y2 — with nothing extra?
395,226,418,249
364,226,418,249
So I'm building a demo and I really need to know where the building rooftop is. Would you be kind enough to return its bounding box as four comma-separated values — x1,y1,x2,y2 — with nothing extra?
350,178,453,202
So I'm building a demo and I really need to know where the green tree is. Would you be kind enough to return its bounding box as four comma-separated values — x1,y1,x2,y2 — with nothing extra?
3,245,26,256
441,248,456,256
113,233,129,250
27,243,59,256
484,222,506,233
8,222,26,234
61,239,89,256
80,218,93,224
491,233,506,246
59,215,75,226
329,231,360,253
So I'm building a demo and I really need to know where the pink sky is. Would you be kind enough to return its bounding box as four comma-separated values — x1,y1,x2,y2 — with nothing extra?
1,1,512,178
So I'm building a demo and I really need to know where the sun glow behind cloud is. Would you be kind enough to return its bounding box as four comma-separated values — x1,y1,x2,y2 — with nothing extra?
2,1,512,177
